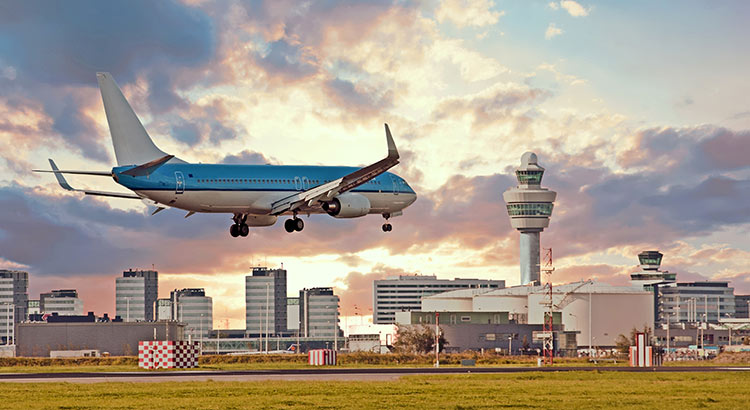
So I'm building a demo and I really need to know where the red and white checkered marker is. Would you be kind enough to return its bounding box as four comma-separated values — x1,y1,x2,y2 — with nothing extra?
138,341,200,369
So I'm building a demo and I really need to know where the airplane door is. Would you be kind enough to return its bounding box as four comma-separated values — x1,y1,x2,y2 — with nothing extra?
302,177,309,190
175,171,185,194
294,176,301,190
390,175,398,195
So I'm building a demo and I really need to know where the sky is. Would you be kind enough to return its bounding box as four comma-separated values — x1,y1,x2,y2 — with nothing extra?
1,0,749,329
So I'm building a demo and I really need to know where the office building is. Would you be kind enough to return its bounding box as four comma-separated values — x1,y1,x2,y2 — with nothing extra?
299,288,340,338
27,300,40,316
373,275,505,324
656,281,735,324
157,298,173,320
171,288,213,339
0,270,29,344
503,152,557,285
735,295,750,319
40,289,84,316
287,297,300,332
245,267,287,336
115,269,158,322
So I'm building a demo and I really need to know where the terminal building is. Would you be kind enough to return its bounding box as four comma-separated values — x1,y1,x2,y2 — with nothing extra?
373,275,505,324
115,269,158,322
416,281,653,349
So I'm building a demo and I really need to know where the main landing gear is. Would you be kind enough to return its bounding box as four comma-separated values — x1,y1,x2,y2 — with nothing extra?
382,213,393,232
230,214,249,238
284,216,304,233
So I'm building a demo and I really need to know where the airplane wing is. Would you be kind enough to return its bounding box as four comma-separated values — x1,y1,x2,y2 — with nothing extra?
43,159,141,200
271,123,400,215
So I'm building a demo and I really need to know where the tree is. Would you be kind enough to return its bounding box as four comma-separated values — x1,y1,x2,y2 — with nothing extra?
392,324,448,354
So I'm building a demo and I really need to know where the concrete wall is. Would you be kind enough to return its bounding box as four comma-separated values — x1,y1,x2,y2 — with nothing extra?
17,321,185,357
422,296,473,312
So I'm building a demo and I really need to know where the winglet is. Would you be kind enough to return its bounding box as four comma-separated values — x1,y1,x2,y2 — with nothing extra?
385,123,399,160
48,159,74,191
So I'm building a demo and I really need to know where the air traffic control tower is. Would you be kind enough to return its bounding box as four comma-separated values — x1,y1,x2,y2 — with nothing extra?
503,152,557,285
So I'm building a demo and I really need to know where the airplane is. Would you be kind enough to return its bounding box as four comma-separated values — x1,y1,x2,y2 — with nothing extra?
34,72,417,237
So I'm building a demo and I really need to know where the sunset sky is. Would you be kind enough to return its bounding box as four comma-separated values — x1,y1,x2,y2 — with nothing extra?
1,0,749,329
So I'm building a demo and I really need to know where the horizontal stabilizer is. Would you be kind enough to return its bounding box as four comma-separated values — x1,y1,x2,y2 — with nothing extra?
45,159,140,200
32,169,112,176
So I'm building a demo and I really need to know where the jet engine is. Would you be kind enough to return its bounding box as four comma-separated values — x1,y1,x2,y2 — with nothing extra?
322,193,371,218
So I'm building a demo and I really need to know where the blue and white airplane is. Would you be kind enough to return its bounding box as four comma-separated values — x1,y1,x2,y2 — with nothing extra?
35,73,417,237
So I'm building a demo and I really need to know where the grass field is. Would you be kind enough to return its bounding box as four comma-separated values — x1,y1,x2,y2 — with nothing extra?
1,372,749,409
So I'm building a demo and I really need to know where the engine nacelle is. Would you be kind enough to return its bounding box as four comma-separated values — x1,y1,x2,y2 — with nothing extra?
322,193,371,218
246,215,277,226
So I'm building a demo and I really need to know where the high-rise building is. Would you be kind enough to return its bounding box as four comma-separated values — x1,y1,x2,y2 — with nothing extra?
245,267,287,336
503,152,557,285
40,289,84,316
27,299,40,317
0,270,28,344
287,297,300,332
115,269,158,322
373,275,505,324
171,288,213,339
299,288,340,338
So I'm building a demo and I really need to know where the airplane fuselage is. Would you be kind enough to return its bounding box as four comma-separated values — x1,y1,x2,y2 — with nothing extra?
113,163,417,216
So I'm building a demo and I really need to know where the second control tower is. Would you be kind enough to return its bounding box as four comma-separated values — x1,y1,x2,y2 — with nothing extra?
503,152,557,285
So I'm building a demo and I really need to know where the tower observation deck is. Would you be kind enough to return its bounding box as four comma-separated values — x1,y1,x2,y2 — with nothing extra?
503,152,557,285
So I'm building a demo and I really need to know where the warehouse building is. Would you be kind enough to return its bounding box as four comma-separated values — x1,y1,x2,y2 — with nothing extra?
17,320,185,357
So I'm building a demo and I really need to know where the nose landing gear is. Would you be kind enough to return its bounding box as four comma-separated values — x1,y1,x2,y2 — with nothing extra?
382,213,393,232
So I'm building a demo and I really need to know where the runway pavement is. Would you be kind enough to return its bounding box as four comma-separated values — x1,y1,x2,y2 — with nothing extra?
1,366,749,383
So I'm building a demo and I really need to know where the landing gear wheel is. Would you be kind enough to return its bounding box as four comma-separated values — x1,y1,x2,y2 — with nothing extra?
382,223,392,232
294,218,304,232
239,224,249,237
284,219,295,233
230,224,240,237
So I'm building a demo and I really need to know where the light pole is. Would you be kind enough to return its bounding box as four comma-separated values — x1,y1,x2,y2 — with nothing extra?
265,283,270,353
200,313,204,352
588,289,593,357
508,335,513,355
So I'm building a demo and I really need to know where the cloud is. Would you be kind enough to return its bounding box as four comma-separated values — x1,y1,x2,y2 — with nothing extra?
220,150,275,165
0,0,215,85
436,0,504,28
334,264,410,315
559,1,589,17
432,82,550,129
0,0,217,164
545,23,563,39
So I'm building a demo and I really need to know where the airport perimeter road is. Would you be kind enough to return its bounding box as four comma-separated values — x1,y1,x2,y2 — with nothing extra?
1,366,749,383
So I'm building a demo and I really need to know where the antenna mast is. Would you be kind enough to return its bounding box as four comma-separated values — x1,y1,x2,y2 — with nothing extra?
541,248,555,365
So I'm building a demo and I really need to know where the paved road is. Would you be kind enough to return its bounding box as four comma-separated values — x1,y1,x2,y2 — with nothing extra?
1,366,749,383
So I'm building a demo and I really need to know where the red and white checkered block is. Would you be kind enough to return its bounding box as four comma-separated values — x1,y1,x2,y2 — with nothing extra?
138,341,200,369
308,349,337,366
